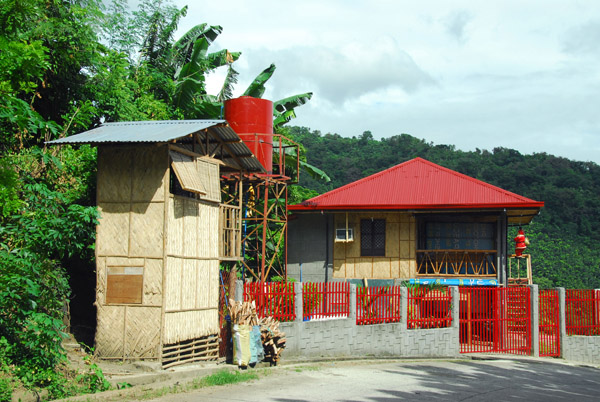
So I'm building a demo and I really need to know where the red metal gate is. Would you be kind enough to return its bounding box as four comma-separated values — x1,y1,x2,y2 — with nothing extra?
539,289,560,357
460,287,531,355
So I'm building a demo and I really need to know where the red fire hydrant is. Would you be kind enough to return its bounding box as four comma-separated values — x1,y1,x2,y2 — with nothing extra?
514,227,528,257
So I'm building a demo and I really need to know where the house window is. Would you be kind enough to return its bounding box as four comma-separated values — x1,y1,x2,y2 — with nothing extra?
361,219,385,256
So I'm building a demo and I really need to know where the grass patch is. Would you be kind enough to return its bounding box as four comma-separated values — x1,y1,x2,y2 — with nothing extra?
132,369,265,401
292,365,321,373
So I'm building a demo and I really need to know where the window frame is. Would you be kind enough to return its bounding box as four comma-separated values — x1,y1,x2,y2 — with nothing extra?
360,218,386,256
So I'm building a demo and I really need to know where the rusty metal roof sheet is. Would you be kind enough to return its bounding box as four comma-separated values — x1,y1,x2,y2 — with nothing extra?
289,158,544,217
47,120,264,172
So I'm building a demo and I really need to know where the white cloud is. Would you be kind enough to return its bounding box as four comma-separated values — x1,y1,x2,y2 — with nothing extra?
172,0,600,164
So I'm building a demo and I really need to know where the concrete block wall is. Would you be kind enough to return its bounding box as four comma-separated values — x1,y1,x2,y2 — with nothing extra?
558,288,600,365
280,284,460,360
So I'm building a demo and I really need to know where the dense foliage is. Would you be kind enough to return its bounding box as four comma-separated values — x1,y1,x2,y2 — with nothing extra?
287,127,600,289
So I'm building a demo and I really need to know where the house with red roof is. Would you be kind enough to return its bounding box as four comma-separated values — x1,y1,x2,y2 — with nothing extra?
287,157,544,286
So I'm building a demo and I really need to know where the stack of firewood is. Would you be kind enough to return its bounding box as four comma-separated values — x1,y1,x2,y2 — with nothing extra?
228,299,259,326
259,316,286,364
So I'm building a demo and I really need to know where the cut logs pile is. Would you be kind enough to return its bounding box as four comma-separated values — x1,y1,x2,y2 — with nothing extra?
259,316,286,364
228,300,286,364
228,299,259,326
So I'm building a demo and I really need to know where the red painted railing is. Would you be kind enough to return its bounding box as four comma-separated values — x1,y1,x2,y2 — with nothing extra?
459,287,531,355
356,286,402,325
303,282,350,320
407,287,452,329
566,289,600,336
243,282,295,322
539,289,560,357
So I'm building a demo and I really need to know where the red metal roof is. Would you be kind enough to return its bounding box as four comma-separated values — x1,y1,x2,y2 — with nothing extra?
289,157,544,211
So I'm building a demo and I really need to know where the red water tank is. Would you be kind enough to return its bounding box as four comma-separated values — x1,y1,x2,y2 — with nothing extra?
224,96,273,173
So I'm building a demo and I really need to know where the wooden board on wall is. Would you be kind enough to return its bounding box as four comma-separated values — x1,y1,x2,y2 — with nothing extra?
106,266,143,304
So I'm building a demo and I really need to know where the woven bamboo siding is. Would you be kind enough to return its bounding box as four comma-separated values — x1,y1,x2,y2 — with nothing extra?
97,203,130,256
94,144,221,362
167,197,219,258
130,202,164,258
332,212,416,279
163,310,219,344
164,258,218,311
124,307,161,358
95,305,125,358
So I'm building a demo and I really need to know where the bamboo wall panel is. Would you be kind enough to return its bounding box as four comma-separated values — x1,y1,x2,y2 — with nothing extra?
332,212,416,280
144,258,163,306
195,260,214,309
96,257,107,302
373,258,392,278
386,222,400,258
95,305,125,358
181,259,197,310
130,202,164,258
167,197,184,256
333,259,344,279
356,258,373,278
165,256,183,311
167,197,219,258
97,147,132,203
197,159,220,203
132,146,167,203
391,259,400,277
163,310,219,344
124,307,161,358
199,201,219,257
399,260,411,278
97,203,130,256
183,199,199,257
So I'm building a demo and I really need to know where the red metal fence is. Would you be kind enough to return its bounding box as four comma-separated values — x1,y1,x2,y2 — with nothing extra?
539,289,560,357
407,287,452,329
459,287,531,355
356,286,402,325
243,282,295,322
566,289,600,336
303,282,350,320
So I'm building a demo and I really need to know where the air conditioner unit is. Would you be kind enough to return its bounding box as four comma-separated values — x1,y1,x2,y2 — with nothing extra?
335,227,354,242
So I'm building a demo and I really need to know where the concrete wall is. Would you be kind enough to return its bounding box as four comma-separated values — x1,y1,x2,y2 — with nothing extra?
280,284,460,360
287,213,334,282
558,288,600,365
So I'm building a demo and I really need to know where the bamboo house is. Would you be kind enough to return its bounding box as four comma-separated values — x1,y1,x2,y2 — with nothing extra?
49,120,263,367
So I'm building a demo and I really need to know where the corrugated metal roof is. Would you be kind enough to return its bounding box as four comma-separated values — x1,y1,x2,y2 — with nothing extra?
289,157,544,213
47,120,264,172
47,120,226,144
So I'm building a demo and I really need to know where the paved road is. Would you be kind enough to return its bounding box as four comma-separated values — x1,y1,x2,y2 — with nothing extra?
146,358,600,401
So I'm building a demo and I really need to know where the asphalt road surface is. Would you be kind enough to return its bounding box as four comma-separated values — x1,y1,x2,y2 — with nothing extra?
146,358,600,401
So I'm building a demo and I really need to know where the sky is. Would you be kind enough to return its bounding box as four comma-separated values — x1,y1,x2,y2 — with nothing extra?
171,0,600,164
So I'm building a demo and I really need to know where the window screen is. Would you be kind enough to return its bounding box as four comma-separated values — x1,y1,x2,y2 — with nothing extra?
361,219,385,256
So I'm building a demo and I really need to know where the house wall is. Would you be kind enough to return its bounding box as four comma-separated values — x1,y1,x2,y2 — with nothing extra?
94,145,221,360
287,213,334,282
332,212,416,280
163,195,220,345
95,145,167,359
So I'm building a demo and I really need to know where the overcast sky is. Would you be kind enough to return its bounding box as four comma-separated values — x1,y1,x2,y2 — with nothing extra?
172,0,600,164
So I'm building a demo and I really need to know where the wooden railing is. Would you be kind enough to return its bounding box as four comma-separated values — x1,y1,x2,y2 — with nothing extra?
416,249,497,277
219,204,242,260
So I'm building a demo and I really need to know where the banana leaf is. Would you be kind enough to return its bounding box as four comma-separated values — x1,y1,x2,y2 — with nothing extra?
273,92,313,113
242,64,276,98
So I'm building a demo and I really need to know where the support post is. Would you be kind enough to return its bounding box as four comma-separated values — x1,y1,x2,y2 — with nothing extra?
529,284,539,357
400,287,408,329
235,280,243,302
558,287,566,357
294,282,303,323
450,286,460,329
349,284,357,323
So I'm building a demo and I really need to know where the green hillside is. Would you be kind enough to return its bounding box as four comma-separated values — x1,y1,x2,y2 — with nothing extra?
287,127,600,289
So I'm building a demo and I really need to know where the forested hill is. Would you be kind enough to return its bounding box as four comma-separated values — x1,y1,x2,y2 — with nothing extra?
287,126,600,289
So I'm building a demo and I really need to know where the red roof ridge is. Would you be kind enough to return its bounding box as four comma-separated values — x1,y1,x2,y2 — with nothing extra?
290,157,544,211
